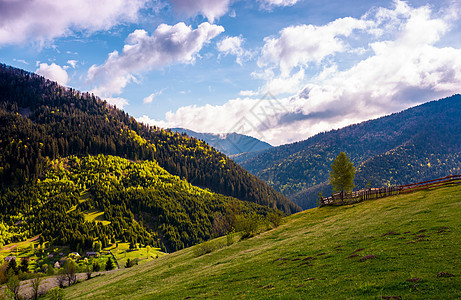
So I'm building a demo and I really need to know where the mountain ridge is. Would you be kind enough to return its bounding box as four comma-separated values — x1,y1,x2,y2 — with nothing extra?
236,94,461,209
170,127,273,156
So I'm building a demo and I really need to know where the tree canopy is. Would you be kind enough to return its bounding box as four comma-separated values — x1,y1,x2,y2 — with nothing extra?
329,152,355,195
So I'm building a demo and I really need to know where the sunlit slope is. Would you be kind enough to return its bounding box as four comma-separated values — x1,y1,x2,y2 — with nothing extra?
64,185,461,299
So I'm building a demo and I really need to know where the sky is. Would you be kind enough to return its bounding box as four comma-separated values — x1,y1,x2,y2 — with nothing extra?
1,0,461,146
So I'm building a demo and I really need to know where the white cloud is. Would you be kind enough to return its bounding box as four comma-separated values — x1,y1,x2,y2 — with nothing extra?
13,59,29,65
137,115,171,129
261,68,305,95
143,90,164,104
239,90,259,96
258,0,301,10
67,60,78,68
105,97,129,109
35,63,69,86
170,0,231,23
87,22,224,97
146,1,461,146
259,17,369,77
0,0,148,46
217,36,251,65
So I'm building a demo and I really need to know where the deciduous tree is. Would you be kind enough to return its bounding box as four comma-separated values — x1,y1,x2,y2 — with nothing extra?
329,152,356,199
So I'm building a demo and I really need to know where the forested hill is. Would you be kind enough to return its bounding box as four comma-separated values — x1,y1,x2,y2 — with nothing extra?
0,64,299,214
170,128,272,156
236,94,461,209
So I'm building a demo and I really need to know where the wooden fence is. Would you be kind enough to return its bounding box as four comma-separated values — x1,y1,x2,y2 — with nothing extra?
321,174,461,206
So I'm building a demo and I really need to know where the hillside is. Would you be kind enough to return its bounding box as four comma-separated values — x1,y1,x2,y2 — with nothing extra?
235,95,461,209
171,128,272,156
63,184,461,299
0,64,299,215
1,155,277,253
0,64,300,254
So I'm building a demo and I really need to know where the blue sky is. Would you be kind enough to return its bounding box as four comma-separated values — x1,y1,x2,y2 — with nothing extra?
1,0,460,145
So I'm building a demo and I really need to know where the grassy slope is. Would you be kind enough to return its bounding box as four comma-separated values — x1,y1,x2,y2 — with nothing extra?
64,186,460,299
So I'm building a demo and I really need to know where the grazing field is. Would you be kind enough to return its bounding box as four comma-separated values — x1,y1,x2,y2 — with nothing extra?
64,185,460,299
83,209,111,226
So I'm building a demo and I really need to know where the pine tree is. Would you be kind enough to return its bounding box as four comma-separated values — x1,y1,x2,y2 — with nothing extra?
105,257,115,271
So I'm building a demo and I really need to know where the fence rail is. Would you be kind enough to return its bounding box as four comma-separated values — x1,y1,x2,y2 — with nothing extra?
321,175,461,206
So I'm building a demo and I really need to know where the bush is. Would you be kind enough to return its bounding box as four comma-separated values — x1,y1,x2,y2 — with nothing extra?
125,258,139,268
46,265,55,276
48,287,64,300
226,230,235,246
266,211,283,228
237,212,262,240
6,270,20,300
0,288,15,300
194,240,225,257
92,261,100,272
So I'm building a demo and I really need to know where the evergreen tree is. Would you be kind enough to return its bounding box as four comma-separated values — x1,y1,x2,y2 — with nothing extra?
19,257,29,273
329,152,356,199
105,257,115,271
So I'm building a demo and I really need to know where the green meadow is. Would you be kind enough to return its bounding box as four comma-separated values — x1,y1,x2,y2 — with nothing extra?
62,185,461,299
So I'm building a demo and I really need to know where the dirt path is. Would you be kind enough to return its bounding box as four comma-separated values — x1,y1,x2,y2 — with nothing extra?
0,235,40,253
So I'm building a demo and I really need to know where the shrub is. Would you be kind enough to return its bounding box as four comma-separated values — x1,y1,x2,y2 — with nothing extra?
46,265,55,276
48,287,64,300
237,212,262,240
266,211,283,228
226,230,235,246
6,270,20,300
92,261,100,272
194,240,225,257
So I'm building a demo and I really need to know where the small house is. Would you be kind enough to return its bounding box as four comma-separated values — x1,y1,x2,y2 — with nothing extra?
4,256,16,262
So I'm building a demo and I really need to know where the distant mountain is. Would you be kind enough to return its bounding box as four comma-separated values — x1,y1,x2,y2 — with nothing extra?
236,95,461,209
170,128,272,156
0,64,300,252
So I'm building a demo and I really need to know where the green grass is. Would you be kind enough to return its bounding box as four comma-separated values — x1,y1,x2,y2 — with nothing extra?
102,243,166,268
63,185,461,299
83,209,111,226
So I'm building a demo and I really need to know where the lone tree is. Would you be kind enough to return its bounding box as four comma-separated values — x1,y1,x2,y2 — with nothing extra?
329,152,356,200
105,257,115,271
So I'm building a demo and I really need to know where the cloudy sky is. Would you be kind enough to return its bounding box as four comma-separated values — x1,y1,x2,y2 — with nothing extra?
1,0,460,145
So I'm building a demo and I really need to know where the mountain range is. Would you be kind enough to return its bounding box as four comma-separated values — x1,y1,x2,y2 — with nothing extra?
170,128,272,156
235,94,461,209
0,64,299,253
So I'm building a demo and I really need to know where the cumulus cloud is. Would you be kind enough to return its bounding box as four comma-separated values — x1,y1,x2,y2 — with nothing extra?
217,36,251,65
259,17,370,77
105,97,129,109
257,16,371,95
0,0,148,46
170,0,231,23
35,63,69,86
87,22,224,97
143,1,461,145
